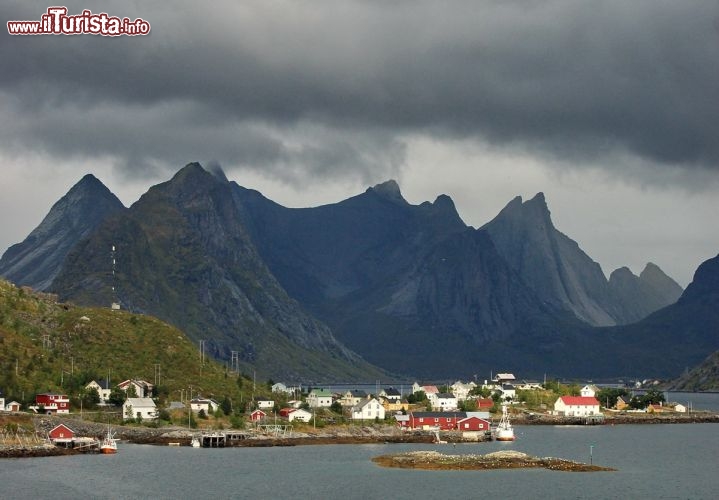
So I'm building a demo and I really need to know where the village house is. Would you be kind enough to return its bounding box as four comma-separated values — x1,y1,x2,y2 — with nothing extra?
673,403,687,413
515,380,543,391
615,396,629,411
48,423,75,443
456,416,491,440
553,396,601,417
500,384,516,401
85,379,112,404
4,400,21,412
117,379,154,398
432,393,458,411
580,384,599,398
450,381,477,401
250,409,266,422
254,397,275,410
404,411,466,431
306,389,333,408
190,397,219,414
380,398,408,413
286,408,312,422
379,388,402,403
339,390,368,407
123,397,157,421
30,393,70,414
350,398,385,421
473,398,494,410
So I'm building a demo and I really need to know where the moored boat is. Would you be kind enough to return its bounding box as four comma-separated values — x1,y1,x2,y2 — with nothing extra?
100,426,118,454
495,405,515,441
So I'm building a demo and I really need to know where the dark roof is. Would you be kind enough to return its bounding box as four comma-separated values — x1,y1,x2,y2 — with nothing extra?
94,379,111,390
348,390,367,397
437,392,456,399
410,411,467,419
383,387,401,396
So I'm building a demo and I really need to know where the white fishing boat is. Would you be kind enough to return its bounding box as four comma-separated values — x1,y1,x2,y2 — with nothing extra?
495,405,515,441
191,435,201,448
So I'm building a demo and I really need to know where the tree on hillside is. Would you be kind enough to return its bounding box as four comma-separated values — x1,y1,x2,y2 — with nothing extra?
596,388,630,409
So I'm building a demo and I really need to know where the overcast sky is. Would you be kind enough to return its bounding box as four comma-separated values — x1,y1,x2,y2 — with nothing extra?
2,0,718,287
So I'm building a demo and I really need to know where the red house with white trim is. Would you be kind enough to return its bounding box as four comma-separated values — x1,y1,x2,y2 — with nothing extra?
553,396,601,417
48,424,75,442
407,412,465,431
456,416,491,432
31,394,70,414
250,409,266,422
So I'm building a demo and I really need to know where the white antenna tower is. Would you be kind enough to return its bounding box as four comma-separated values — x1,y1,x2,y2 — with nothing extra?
111,244,121,310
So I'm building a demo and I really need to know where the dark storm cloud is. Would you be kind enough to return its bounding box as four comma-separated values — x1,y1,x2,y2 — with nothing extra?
2,0,718,181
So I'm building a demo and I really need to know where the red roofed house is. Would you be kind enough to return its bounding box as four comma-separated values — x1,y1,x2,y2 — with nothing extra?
475,398,494,409
553,396,601,417
456,416,491,432
48,423,75,442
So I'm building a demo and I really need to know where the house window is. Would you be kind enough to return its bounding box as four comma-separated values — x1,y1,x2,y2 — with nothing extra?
434,418,439,423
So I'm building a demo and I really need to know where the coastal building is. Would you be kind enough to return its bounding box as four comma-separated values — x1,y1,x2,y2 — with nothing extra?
450,381,477,401
48,424,75,443
254,397,275,410
405,411,467,431
117,379,153,398
307,389,333,408
30,394,70,414
379,388,402,403
553,396,601,417
286,408,312,422
4,400,21,412
433,393,458,411
190,397,219,414
123,397,157,421
580,385,599,398
339,390,368,407
350,398,385,420
85,379,112,404
456,416,491,440
250,409,267,422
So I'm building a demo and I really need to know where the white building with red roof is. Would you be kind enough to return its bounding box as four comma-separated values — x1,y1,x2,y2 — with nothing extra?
553,396,601,417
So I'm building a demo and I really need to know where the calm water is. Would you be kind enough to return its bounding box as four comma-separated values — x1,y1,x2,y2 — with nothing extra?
2,423,718,499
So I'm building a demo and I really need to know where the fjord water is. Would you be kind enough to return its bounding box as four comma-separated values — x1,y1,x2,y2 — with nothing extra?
3,423,718,499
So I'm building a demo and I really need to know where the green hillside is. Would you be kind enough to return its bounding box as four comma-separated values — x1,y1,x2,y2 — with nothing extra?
0,279,260,408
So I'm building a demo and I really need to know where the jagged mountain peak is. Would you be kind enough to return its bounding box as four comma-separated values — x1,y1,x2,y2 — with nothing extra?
366,179,406,204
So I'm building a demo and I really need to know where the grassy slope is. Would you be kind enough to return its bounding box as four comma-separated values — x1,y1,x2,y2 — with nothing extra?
0,279,255,405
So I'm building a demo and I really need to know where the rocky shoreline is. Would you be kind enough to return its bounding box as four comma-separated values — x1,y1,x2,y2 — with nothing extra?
1,411,717,459
372,450,616,472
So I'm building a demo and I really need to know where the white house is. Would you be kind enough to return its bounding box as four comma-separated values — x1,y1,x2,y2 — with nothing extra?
123,397,157,421
351,398,385,420
117,379,153,398
254,397,275,410
673,403,687,413
553,396,601,417
190,397,219,414
500,384,516,401
432,393,458,411
450,381,477,401
580,385,599,398
339,390,368,407
307,389,333,408
5,400,21,412
379,388,402,403
0,396,4,411
85,380,112,403
287,408,312,422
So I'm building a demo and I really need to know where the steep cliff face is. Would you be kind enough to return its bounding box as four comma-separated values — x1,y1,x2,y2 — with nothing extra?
481,193,682,326
0,174,126,291
50,164,382,382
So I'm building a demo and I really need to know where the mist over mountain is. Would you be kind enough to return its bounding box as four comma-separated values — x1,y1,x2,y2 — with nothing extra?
0,163,705,380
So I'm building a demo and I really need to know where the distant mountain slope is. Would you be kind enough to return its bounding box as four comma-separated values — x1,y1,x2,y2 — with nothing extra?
0,175,125,290
481,194,682,326
608,263,683,324
50,164,384,383
592,254,719,378
665,350,719,391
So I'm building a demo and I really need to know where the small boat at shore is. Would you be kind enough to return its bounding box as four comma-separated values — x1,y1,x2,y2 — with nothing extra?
495,405,515,441
191,436,201,448
100,426,118,454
